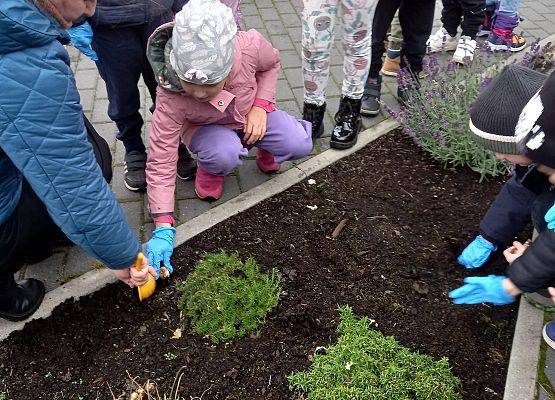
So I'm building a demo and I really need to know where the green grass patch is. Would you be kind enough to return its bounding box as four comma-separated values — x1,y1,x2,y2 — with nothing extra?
288,306,462,400
176,251,282,343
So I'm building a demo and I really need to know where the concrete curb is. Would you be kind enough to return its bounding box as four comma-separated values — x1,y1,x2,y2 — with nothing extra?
504,298,544,400
0,118,398,342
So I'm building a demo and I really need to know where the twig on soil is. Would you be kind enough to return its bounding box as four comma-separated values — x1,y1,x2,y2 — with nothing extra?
190,384,213,400
170,366,187,400
401,188,414,198
331,218,349,239
375,175,384,186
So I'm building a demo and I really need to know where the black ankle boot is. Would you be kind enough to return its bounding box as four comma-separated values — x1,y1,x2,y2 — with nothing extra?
330,97,362,150
177,142,197,181
0,277,45,322
361,76,382,117
302,102,326,139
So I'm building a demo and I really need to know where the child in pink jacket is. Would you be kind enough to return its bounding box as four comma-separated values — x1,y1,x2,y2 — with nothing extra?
144,0,312,273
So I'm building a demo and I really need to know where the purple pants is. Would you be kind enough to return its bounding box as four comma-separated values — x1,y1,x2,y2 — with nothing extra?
189,110,313,176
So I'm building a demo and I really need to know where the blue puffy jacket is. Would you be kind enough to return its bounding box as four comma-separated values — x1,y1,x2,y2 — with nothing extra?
0,0,140,270
89,0,187,27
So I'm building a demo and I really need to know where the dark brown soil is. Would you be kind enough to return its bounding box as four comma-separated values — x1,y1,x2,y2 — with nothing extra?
0,131,518,400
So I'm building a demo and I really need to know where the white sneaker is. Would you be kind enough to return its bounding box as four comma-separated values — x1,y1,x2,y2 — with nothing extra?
452,36,476,64
426,27,459,53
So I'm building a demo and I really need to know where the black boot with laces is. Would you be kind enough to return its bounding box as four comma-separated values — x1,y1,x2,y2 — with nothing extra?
330,97,362,150
302,102,326,139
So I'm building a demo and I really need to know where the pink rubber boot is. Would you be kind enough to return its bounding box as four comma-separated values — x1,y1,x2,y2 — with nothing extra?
195,167,224,201
256,148,280,173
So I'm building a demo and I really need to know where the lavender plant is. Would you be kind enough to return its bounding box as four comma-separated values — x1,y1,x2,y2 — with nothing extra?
518,39,554,73
391,45,511,182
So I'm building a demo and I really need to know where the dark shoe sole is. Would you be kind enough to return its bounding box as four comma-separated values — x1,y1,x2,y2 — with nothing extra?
360,108,380,117
330,135,358,150
0,285,45,322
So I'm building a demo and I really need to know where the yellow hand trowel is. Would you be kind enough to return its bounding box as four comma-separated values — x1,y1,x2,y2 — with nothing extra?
135,252,156,301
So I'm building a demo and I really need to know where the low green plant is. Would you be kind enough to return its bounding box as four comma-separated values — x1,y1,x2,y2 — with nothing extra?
288,306,462,400
163,352,177,361
177,251,282,344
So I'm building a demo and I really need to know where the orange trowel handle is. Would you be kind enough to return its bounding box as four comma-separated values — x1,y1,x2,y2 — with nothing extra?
135,252,144,272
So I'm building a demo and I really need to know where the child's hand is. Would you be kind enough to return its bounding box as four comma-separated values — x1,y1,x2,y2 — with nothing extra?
244,106,267,145
503,241,529,265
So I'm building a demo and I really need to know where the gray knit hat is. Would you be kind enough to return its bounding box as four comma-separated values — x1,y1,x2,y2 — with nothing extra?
170,0,237,85
469,64,547,154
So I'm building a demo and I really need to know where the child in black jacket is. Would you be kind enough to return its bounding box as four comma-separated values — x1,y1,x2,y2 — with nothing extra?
449,65,555,315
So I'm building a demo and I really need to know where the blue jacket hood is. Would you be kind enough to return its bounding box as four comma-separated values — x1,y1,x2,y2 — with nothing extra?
0,0,67,55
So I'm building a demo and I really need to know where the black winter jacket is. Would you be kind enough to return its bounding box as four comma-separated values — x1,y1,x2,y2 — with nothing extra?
508,187,555,293
89,0,187,27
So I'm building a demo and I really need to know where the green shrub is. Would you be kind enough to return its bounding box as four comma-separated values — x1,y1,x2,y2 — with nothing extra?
176,251,281,343
288,306,462,400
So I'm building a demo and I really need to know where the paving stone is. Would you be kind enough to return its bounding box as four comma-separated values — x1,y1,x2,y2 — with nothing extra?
177,198,212,223
120,201,143,239
276,79,295,101
237,159,272,192
277,160,295,174
93,122,118,150
281,13,301,28
362,113,386,129
278,100,301,119
276,1,295,14
211,175,242,206
241,3,258,16
270,35,295,51
63,247,97,278
111,166,143,201
75,70,97,90
114,139,126,165
280,50,302,69
244,15,265,29
381,93,401,117
79,89,95,113
284,67,303,88
544,345,555,390
260,8,280,21
315,136,331,152
76,56,97,71
266,20,287,35
96,79,108,99
24,253,64,292
254,0,273,8
92,99,111,123
176,177,197,199
286,26,302,41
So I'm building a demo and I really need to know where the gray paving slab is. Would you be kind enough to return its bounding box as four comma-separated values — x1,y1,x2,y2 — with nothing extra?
63,246,97,278
23,253,65,292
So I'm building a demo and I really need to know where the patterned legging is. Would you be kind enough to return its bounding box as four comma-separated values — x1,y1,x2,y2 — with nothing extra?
302,0,377,106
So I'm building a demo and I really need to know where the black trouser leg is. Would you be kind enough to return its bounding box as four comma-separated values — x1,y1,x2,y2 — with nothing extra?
0,117,113,281
398,0,436,74
460,0,486,39
441,0,463,37
366,0,401,82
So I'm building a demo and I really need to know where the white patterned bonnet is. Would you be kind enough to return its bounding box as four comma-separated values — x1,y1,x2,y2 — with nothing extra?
170,0,237,85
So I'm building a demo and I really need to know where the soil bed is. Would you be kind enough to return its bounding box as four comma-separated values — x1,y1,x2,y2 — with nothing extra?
0,131,518,400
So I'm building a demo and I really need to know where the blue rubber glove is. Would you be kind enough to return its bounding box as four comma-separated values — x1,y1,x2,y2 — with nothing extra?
146,226,176,279
67,22,98,61
449,275,516,305
457,235,497,269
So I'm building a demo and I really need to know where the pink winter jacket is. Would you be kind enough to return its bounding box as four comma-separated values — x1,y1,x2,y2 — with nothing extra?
146,28,281,215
